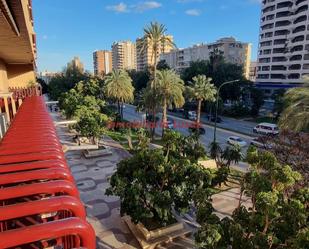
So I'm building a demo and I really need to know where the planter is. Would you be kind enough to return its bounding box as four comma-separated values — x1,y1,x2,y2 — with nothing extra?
83,145,112,158
136,219,184,241
123,216,191,249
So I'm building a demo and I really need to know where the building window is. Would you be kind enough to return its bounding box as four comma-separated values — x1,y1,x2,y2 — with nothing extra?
275,20,291,27
265,32,273,38
277,1,293,9
262,66,270,71
294,15,307,24
295,5,308,15
296,0,307,5
288,73,300,79
257,74,270,79
276,11,290,18
274,39,287,45
274,29,290,36
293,25,306,33
262,23,274,30
271,74,286,79
263,49,272,54
260,41,272,47
292,35,305,42
290,54,302,61
272,65,286,70
289,64,301,70
273,47,286,53
291,45,303,52
304,54,309,60
263,5,275,13
259,57,271,63
272,56,287,62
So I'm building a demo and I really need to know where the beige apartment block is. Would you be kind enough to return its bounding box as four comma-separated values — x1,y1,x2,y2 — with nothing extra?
112,41,136,70
67,56,84,73
93,50,112,76
136,35,174,71
249,61,258,81
256,0,309,85
0,0,37,93
161,37,252,79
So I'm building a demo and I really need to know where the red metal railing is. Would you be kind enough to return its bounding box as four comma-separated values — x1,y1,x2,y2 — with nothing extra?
0,96,95,249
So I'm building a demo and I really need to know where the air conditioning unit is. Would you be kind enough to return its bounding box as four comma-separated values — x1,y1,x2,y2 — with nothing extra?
0,113,8,139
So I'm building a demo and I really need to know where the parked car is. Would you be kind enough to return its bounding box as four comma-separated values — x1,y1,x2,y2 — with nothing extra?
227,136,247,147
253,123,279,135
187,111,197,121
250,137,272,149
189,127,206,135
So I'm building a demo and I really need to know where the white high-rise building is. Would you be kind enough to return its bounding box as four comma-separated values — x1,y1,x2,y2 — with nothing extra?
256,0,309,87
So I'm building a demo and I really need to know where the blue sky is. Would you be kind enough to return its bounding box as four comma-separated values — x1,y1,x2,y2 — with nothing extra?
33,0,262,72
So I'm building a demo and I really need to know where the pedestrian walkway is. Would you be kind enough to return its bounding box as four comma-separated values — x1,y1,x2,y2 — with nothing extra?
51,112,139,249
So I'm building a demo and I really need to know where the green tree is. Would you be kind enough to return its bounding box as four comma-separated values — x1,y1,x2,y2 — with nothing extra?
195,147,307,249
250,87,265,116
279,81,309,132
156,69,185,135
104,69,134,120
106,130,212,227
157,60,171,70
186,75,217,125
74,106,108,145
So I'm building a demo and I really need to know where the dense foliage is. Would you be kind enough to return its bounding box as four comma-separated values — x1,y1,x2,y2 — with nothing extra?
195,147,308,249
106,131,214,227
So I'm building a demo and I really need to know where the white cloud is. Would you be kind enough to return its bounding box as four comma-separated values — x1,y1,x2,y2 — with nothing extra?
106,2,128,13
106,1,162,13
185,9,201,16
133,1,162,12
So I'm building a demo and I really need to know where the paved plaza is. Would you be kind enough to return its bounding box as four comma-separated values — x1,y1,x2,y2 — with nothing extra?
51,111,251,249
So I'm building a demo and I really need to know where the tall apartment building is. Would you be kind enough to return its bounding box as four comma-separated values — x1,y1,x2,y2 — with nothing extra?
67,56,84,72
136,35,174,71
256,0,309,88
160,37,252,79
111,41,136,70
93,50,112,76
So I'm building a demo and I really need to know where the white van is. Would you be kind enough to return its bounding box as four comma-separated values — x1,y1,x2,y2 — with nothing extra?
253,123,279,135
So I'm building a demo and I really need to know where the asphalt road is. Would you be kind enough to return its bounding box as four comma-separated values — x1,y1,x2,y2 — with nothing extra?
123,105,253,172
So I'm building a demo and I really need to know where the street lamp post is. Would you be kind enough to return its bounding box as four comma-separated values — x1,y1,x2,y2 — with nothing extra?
213,79,240,144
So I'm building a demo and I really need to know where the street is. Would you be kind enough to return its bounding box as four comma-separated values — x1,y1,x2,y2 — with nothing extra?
123,105,253,171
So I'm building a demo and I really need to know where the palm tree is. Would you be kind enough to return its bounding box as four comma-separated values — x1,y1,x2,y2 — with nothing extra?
186,75,217,125
279,80,309,132
156,70,185,136
139,22,175,139
104,69,134,120
222,144,243,169
139,22,175,87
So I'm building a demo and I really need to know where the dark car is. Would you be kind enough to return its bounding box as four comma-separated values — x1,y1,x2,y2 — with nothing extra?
188,127,206,135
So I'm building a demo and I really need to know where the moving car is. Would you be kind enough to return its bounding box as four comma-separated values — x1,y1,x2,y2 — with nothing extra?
227,136,247,147
253,123,279,135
